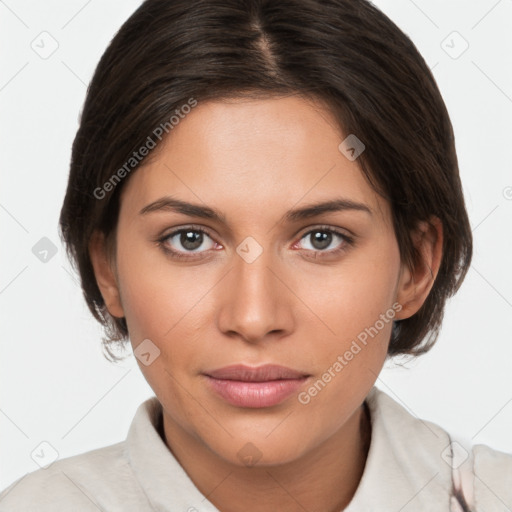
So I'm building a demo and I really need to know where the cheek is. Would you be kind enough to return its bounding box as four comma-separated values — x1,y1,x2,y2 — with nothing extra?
296,240,400,420
116,236,200,334
308,241,400,342
295,252,399,434
115,244,218,377
116,255,205,408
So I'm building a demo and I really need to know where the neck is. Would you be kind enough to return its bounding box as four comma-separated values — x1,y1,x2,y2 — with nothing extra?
160,401,371,512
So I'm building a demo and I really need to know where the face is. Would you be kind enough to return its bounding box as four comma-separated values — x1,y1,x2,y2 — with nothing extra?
91,95,431,467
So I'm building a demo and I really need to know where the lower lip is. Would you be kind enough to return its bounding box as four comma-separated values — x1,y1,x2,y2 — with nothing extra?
204,376,309,408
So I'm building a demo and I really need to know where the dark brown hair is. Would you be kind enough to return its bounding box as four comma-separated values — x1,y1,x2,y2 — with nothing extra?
59,0,472,362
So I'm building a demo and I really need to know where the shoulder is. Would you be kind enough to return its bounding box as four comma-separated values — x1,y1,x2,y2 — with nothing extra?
472,442,512,508
0,441,148,511
366,386,512,509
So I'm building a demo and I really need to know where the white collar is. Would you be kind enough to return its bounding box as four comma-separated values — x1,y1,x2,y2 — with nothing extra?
344,386,453,510
127,386,454,511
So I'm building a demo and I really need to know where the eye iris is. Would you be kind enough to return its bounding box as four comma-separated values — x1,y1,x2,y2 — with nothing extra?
181,230,203,251
311,231,332,250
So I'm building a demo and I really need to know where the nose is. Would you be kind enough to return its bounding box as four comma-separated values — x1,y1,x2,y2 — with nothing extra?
216,242,295,345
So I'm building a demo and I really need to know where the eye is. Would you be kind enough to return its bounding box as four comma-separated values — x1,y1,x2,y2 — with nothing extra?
296,227,354,256
157,225,354,261
158,227,218,258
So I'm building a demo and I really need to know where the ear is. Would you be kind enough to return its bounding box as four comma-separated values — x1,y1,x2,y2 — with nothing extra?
88,230,125,319
394,216,443,320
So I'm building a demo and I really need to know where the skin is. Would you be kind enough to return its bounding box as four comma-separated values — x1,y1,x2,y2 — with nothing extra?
89,95,443,512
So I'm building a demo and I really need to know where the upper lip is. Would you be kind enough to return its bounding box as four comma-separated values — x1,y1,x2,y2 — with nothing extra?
204,364,310,382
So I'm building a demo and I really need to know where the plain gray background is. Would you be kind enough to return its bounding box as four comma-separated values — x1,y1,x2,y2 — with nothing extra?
1,0,511,491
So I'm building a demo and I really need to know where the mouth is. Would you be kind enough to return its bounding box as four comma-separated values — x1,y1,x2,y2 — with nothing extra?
202,364,311,408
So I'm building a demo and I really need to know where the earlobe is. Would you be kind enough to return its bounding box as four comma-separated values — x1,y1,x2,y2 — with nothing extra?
394,216,443,320
88,230,125,319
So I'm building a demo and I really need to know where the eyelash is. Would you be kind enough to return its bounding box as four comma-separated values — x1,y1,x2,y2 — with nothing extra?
156,224,355,261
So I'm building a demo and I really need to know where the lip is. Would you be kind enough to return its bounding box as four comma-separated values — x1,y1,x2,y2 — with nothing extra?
203,364,310,408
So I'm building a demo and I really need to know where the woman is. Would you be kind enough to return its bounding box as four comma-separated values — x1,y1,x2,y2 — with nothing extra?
1,0,510,510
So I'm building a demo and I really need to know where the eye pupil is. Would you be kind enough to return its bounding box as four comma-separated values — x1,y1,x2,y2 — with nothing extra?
181,230,203,250
311,231,332,250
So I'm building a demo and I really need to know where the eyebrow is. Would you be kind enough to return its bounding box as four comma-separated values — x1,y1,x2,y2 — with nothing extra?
139,196,373,223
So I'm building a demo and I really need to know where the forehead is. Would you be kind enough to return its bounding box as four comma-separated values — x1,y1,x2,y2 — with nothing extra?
119,95,389,226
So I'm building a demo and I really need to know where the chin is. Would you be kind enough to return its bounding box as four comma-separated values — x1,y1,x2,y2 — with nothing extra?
209,433,310,469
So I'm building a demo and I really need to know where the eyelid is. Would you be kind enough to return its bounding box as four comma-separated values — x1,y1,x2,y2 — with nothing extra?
295,224,354,241
159,224,217,240
159,224,218,247
160,223,354,241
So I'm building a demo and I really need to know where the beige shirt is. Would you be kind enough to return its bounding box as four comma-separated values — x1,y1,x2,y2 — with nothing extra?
1,386,511,511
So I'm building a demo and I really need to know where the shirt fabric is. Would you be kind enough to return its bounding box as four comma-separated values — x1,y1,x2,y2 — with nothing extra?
1,385,511,511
